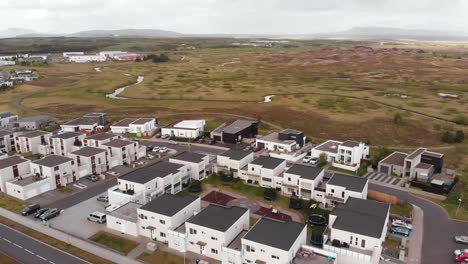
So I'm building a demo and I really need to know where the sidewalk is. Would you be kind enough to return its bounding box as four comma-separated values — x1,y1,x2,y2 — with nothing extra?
406,205,423,264
369,179,446,201
0,207,142,264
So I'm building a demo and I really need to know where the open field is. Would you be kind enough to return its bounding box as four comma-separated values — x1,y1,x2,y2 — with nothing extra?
88,231,139,255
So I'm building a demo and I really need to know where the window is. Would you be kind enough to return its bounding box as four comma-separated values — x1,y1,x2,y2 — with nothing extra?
355,237,358,246
350,236,353,244
160,219,165,224
342,191,345,198
211,248,218,254
271,255,279,260
160,232,166,238
361,239,366,248
189,228,197,235
331,189,335,193
211,236,218,241
54,166,59,171
288,177,291,181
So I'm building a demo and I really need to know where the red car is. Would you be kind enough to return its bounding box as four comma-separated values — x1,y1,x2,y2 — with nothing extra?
454,249,468,263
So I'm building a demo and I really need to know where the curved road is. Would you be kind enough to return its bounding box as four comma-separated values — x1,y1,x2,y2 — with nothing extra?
370,183,468,264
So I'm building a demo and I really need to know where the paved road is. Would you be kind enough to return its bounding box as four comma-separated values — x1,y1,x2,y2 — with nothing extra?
0,224,88,264
370,183,468,264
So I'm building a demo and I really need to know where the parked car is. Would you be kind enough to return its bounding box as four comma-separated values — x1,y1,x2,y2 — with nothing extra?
146,145,153,151
392,219,413,230
88,212,107,224
390,226,410,237
153,146,160,152
21,204,40,216
455,255,468,263
197,138,205,144
309,158,319,165
97,195,109,202
454,250,468,263
146,154,155,160
86,174,99,182
455,236,468,245
40,208,60,221
159,147,168,153
168,140,178,145
34,208,50,218
161,134,170,139
303,156,312,163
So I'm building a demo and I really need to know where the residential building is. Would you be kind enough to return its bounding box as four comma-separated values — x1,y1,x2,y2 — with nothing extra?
10,116,53,130
185,205,250,261
169,151,210,181
110,118,156,135
69,147,109,177
0,130,15,153
0,112,18,128
67,54,107,63
108,161,189,206
83,133,119,147
48,132,85,156
113,53,144,61
15,131,51,154
106,202,142,237
0,156,30,193
325,198,390,264
282,164,325,200
137,194,201,242
256,129,305,152
312,140,369,172
101,139,146,167
210,120,258,144
63,52,84,57
30,155,76,187
239,156,287,188
378,148,444,182
215,150,254,177
241,218,307,264
324,173,368,206
60,113,106,132
161,120,206,139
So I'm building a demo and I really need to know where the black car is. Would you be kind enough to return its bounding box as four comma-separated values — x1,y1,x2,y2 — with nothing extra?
40,208,60,221
21,204,40,216
34,208,50,218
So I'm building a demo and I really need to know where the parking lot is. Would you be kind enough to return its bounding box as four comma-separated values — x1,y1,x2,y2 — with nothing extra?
364,172,406,187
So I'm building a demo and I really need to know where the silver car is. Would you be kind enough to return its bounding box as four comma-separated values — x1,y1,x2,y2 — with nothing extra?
455,235,468,245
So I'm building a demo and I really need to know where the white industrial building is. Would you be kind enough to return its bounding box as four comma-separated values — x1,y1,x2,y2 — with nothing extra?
161,120,206,139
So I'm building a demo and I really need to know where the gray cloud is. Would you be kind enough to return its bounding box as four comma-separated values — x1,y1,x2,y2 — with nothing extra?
0,0,467,34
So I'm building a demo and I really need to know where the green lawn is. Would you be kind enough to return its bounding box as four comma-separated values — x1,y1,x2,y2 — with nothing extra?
138,250,184,264
0,195,28,213
204,121,223,132
89,231,139,255
390,201,413,218
56,186,74,194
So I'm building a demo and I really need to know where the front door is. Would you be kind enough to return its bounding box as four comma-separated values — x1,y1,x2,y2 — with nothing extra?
13,165,19,177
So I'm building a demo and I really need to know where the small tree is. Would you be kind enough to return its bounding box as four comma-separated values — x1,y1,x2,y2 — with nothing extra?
454,130,465,143
394,113,403,125
441,131,454,143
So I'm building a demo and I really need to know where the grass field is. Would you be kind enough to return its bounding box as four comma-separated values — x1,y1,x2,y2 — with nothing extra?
138,250,184,264
89,231,139,255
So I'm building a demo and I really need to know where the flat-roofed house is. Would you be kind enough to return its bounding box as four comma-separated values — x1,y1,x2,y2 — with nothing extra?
48,132,85,156
161,120,206,139
282,164,325,200
10,116,53,130
215,150,255,177
0,156,30,193
0,112,18,128
325,173,368,206
30,155,77,187
101,139,146,167
312,140,369,172
0,130,15,153
69,147,109,177
15,131,52,154
82,133,119,147
256,129,305,153
60,113,106,132
110,118,156,135
210,119,258,144
239,156,287,188
169,151,210,181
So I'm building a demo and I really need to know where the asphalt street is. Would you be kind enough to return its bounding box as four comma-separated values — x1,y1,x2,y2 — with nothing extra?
0,224,88,264
370,183,468,264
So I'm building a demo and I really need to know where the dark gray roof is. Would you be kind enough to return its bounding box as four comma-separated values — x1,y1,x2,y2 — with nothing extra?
250,156,285,169
327,173,368,192
341,140,360,148
187,205,248,232
406,148,426,160
16,116,52,123
332,198,390,238
380,152,407,167
219,150,252,161
86,133,117,141
0,112,14,119
20,130,50,138
0,156,29,170
285,164,323,181
52,132,83,139
120,161,184,184
222,120,257,134
243,218,306,251
112,118,137,127
63,117,99,126
139,195,198,216
171,151,206,163
71,147,106,157
279,128,303,135
33,155,73,167
103,139,134,148
0,130,12,137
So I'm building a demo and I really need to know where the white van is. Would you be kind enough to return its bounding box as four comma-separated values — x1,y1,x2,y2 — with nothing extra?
87,211,106,224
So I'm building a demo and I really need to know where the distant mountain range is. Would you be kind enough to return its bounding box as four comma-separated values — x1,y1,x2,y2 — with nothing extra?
2,27,468,41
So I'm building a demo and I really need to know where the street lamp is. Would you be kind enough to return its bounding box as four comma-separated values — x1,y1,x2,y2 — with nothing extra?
456,198,463,216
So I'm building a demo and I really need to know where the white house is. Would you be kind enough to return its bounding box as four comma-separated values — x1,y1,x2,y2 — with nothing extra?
324,173,368,207
101,139,146,167
67,54,107,63
15,131,52,154
82,133,119,147
215,150,254,177
325,198,390,264
241,218,307,264
238,156,287,188
108,161,189,206
48,132,85,156
256,129,306,153
161,120,206,139
137,194,201,242
312,140,369,172
282,164,325,200
63,52,84,57
0,156,31,193
69,147,109,177
106,202,142,237
169,151,210,181
185,205,250,261
30,155,77,187
60,113,106,133
110,118,156,135
0,112,18,128
0,130,15,153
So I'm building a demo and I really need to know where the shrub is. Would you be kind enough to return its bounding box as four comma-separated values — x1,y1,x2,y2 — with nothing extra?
441,131,455,143
454,130,465,143
393,113,403,125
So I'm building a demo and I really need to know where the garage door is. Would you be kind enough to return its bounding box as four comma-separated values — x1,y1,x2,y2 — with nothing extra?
380,165,390,174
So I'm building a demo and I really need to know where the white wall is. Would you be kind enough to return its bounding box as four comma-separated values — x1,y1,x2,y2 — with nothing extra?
0,159,31,192
106,215,139,237
5,177,52,200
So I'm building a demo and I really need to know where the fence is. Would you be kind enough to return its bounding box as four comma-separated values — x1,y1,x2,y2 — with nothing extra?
367,190,398,205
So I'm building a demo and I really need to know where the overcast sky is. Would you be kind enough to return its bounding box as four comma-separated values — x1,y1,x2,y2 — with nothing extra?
1,0,467,34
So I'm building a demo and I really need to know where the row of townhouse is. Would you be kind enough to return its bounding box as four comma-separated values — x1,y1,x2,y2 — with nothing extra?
107,193,307,264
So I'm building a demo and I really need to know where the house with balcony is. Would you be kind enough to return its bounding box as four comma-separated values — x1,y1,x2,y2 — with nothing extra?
82,133,119,147
137,194,201,242
30,155,77,187
239,156,287,188
0,156,31,193
161,120,206,139
169,151,210,181
185,205,250,261
0,130,15,153
282,164,325,200
47,132,85,156
240,218,307,264
69,147,109,178
255,129,310,162
108,161,189,206
110,118,157,135
101,139,146,167
15,130,52,155
312,140,369,172
215,150,254,178
323,173,368,207
324,198,390,264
